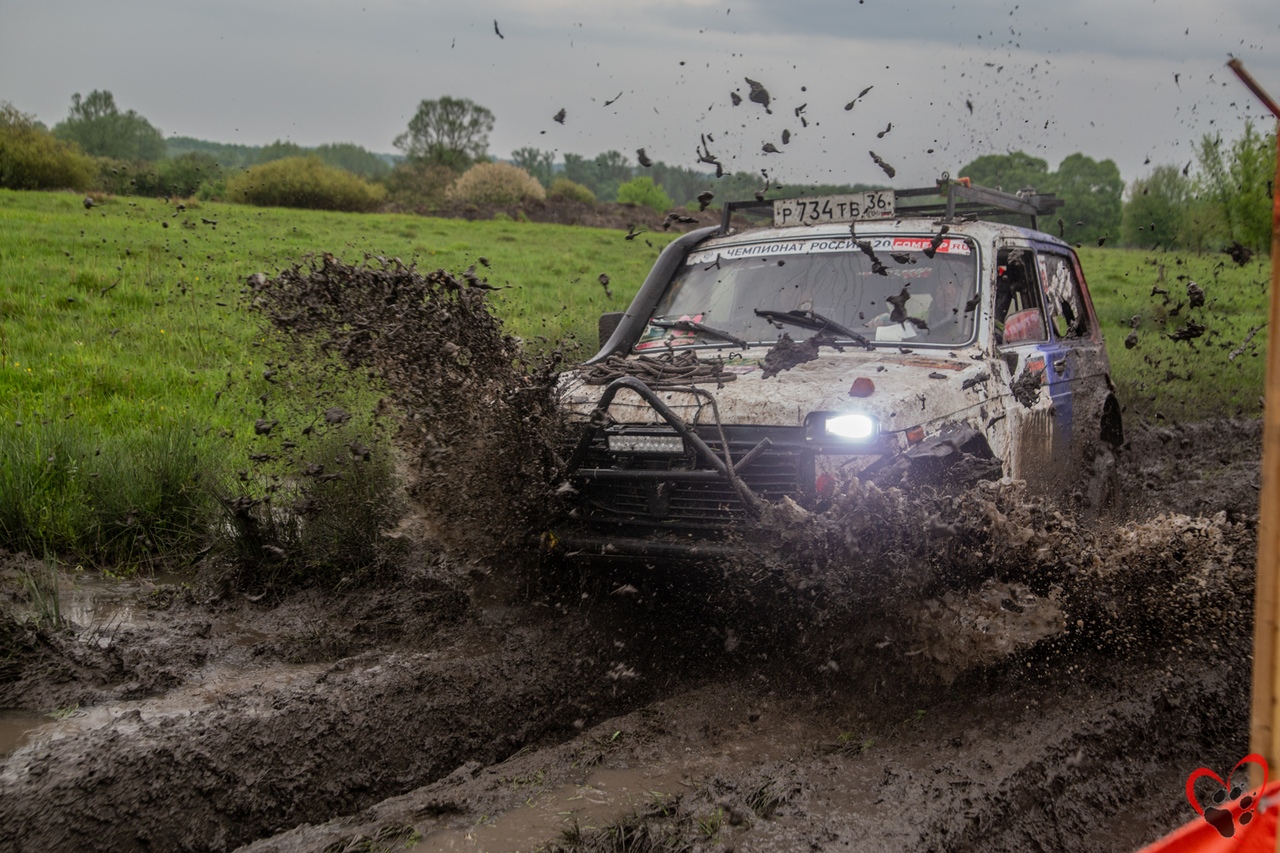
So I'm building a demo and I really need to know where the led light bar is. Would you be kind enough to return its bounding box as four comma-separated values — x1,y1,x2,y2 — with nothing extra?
607,434,685,454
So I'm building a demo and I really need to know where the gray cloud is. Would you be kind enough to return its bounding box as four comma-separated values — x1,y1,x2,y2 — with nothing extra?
1,0,1275,190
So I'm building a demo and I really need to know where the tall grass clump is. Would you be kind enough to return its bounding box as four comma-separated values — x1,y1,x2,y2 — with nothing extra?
226,156,387,212
0,420,223,567
18,555,62,630
447,162,546,206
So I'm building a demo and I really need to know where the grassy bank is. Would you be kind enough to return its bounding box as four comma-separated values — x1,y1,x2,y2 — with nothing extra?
0,189,673,566
0,188,1269,567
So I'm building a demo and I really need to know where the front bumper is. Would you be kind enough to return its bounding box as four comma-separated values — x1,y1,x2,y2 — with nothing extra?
552,376,895,558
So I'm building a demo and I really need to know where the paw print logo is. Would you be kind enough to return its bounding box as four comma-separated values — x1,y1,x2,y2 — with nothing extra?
1185,754,1269,838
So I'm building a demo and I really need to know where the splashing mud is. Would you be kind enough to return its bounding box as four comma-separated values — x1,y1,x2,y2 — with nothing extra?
249,256,570,560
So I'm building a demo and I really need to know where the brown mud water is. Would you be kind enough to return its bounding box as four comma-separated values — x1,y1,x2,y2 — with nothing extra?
0,258,1263,851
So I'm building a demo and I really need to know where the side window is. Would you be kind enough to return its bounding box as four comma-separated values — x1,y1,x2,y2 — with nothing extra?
994,248,1047,346
1038,252,1091,339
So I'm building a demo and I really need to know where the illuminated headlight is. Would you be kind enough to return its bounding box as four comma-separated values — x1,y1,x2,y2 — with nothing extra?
607,434,685,454
822,413,878,441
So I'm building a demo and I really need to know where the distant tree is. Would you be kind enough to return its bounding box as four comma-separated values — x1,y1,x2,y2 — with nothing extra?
314,143,390,180
511,147,555,187
957,152,1051,194
563,150,633,202
1194,121,1276,252
53,90,164,161
256,140,306,164
562,153,595,193
616,176,672,213
394,96,494,171
1121,164,1192,248
713,171,779,201
590,150,632,202
647,161,714,206
1053,153,1123,245
165,136,259,169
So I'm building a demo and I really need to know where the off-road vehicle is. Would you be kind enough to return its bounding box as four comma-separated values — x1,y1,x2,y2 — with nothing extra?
552,177,1122,559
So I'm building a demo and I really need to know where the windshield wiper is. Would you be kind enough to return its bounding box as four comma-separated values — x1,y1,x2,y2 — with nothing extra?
753,309,874,350
650,319,747,348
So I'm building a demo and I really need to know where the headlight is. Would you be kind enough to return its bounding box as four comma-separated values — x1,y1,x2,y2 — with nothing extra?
821,412,877,441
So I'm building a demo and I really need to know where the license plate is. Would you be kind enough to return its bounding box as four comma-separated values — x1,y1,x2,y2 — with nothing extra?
773,192,895,227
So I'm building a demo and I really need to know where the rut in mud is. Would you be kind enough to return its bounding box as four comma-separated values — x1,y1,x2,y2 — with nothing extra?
0,258,1262,852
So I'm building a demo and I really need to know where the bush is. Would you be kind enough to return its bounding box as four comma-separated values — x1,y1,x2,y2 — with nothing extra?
547,177,596,205
0,102,96,191
616,176,672,213
95,152,224,198
446,161,546,206
226,156,387,212
385,161,457,211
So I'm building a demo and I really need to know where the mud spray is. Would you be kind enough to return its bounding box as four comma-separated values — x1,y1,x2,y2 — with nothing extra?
0,258,1258,852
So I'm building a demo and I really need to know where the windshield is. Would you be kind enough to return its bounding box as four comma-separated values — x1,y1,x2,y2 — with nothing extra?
635,234,978,350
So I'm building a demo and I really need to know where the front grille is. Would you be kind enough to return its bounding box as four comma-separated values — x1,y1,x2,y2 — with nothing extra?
576,436,805,527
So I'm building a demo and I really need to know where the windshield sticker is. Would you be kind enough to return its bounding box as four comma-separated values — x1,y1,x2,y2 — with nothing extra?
686,236,971,265
635,313,704,350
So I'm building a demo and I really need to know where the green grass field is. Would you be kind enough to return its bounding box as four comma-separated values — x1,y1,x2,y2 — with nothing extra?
0,189,675,565
1079,245,1270,420
0,188,1270,566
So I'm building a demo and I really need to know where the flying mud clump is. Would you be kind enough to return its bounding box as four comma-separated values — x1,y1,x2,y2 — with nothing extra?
249,256,569,561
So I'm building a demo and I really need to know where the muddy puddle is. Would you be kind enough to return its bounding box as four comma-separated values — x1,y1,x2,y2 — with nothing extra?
0,711,47,757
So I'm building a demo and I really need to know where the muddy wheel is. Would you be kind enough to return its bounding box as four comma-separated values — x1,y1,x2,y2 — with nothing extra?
1100,395,1124,448
1084,446,1119,510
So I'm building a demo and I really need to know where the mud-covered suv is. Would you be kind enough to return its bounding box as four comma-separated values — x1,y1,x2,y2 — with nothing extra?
552,178,1122,559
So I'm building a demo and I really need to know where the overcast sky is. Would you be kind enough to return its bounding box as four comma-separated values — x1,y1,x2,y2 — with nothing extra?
3,0,1277,189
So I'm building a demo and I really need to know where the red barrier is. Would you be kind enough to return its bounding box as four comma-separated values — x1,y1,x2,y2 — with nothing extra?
1140,780,1280,853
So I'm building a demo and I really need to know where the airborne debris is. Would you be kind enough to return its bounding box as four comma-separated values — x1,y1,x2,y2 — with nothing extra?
869,151,896,178
744,77,772,113
844,85,873,109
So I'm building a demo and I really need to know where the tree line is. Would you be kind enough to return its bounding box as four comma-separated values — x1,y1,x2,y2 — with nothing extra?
1,89,1273,253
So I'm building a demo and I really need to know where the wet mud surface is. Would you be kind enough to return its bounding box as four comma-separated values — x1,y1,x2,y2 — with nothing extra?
0,259,1263,851
0,414,1258,852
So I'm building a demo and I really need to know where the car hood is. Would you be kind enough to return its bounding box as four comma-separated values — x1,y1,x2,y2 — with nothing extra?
559,345,1001,436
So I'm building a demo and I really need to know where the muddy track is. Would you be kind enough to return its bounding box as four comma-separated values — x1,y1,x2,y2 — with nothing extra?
0,593,686,851
237,653,1244,852
0,413,1261,853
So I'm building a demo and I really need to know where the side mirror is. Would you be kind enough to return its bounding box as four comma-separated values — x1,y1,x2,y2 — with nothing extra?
598,312,625,351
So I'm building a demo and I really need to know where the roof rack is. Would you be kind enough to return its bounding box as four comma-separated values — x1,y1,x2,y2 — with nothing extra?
718,174,1065,233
